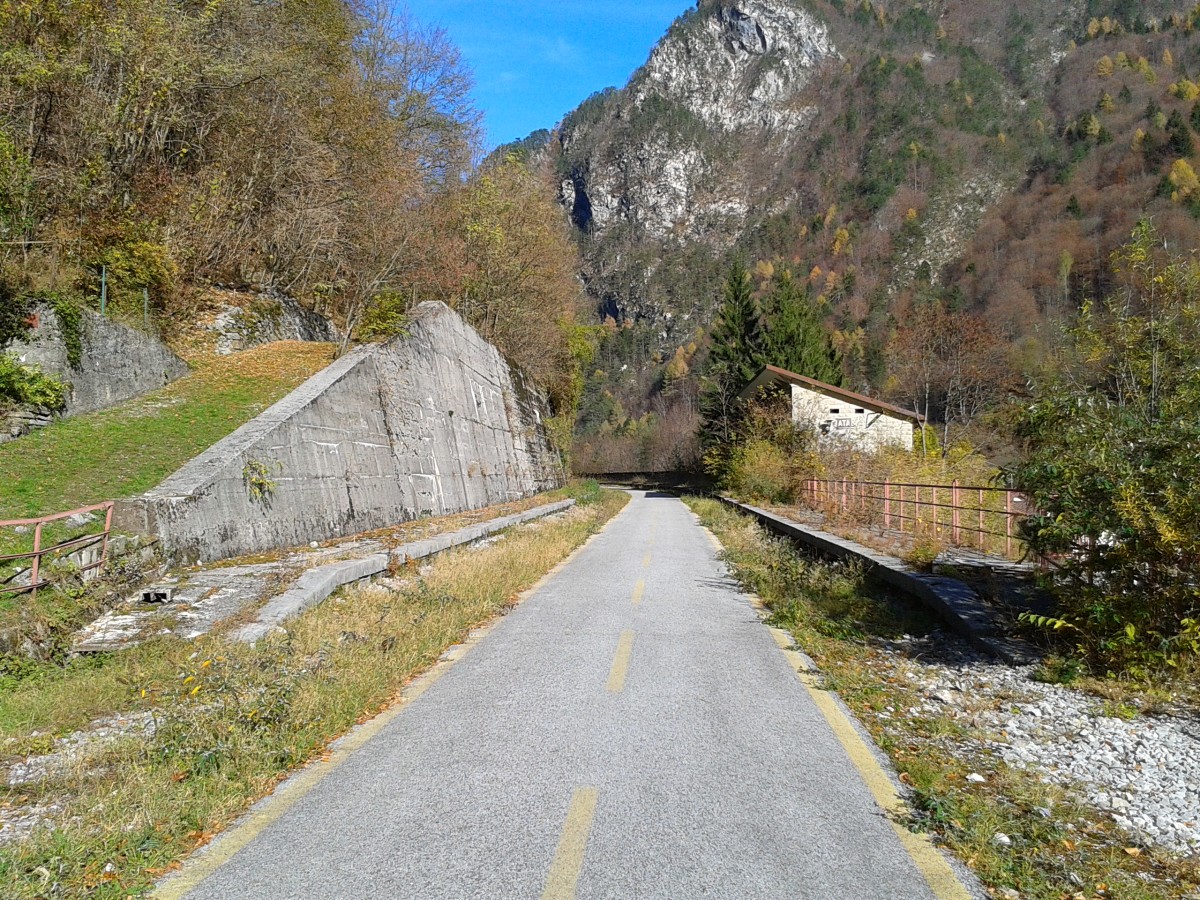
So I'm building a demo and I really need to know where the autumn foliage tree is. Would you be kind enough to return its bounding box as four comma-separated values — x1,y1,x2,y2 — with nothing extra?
889,300,1013,452
0,0,478,326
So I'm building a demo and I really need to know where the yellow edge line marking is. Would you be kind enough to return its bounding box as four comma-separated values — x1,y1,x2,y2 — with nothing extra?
155,498,630,900
701,525,972,900
641,551,652,569
631,579,645,606
606,630,635,693
541,787,599,900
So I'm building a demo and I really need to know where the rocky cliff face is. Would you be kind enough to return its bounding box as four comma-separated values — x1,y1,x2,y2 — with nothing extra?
637,1,836,133
558,0,836,277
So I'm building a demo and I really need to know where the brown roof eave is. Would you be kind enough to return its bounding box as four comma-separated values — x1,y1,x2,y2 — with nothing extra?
738,365,925,423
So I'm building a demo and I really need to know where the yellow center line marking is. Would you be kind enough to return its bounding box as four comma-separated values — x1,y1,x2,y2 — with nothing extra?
641,551,652,569
631,579,645,606
541,788,599,900
606,630,635,693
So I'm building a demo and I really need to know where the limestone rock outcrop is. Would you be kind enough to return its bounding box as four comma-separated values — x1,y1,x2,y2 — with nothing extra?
551,0,837,332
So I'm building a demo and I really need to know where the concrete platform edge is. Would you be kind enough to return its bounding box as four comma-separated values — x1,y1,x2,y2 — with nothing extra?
718,498,1040,666
231,499,576,644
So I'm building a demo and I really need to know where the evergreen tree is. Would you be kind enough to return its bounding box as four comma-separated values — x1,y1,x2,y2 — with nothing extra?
699,260,765,453
707,259,764,386
1167,109,1193,156
761,272,843,386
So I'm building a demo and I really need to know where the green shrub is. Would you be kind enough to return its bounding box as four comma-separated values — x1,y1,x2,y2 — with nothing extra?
563,478,603,506
0,352,67,410
726,438,798,504
356,290,410,342
86,238,177,315
902,536,945,571
0,277,32,348
1011,222,1200,673
46,292,85,368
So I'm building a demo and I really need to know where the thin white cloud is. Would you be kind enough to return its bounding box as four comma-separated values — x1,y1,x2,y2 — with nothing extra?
539,36,581,66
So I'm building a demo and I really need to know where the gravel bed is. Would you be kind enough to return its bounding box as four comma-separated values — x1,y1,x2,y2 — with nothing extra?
875,632,1200,858
4,712,155,788
0,711,156,845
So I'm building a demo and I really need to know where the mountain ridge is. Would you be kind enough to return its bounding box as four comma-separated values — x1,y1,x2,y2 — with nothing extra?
533,0,1200,468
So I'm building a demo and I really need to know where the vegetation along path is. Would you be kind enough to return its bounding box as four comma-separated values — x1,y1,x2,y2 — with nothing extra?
159,490,980,899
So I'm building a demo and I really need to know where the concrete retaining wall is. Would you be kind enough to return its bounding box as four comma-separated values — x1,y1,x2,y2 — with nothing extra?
9,305,188,417
114,302,564,564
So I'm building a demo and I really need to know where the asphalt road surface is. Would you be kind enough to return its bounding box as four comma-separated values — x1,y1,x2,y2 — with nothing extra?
161,490,977,899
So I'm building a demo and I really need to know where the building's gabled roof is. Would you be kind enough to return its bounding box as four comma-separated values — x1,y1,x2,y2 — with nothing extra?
737,365,924,422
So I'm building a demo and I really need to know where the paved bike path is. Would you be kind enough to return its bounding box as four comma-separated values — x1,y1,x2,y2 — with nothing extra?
164,491,976,899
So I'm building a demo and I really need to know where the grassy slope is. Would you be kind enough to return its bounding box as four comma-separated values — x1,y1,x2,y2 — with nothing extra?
0,342,336,521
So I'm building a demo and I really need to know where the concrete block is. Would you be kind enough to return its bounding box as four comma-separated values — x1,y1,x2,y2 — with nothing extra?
232,499,575,640
231,553,388,643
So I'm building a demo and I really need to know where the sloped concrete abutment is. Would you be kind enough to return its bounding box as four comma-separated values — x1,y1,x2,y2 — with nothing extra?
115,302,564,564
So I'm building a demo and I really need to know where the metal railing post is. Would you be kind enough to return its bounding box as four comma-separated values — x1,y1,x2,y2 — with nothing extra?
30,522,42,602
952,480,961,545
102,503,114,564
978,488,985,551
1006,491,1014,559
883,480,891,528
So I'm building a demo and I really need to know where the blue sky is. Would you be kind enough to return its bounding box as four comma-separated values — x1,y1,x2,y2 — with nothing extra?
403,1,691,149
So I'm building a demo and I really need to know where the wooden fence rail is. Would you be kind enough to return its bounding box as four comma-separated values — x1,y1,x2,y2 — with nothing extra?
801,479,1030,561
0,502,115,601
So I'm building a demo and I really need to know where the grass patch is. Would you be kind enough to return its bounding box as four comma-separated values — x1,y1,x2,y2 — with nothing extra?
0,490,627,897
0,341,335,522
0,342,334,615
685,497,1200,900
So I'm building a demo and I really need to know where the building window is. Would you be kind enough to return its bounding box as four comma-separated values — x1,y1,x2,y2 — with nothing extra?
830,408,840,414
855,408,865,414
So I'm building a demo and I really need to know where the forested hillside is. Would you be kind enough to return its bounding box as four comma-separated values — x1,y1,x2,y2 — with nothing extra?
552,0,1200,471
0,0,588,437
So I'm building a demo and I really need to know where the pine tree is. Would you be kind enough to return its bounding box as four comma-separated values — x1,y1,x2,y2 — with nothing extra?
1167,109,1194,156
707,259,765,387
699,260,765,453
761,272,843,386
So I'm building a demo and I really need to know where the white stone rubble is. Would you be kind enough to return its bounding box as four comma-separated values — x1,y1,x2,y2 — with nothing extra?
884,633,1200,858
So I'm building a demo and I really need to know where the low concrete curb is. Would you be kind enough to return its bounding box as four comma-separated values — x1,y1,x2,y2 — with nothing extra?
231,499,576,643
720,498,1039,666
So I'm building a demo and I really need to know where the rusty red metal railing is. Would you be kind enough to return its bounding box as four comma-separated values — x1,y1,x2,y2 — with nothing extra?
801,479,1030,561
0,501,115,600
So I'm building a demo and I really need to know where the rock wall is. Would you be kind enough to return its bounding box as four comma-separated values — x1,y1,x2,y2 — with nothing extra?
114,302,564,564
209,292,340,355
552,0,838,334
8,305,188,418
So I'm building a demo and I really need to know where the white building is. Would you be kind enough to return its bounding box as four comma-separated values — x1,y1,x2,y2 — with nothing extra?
738,365,922,452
